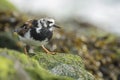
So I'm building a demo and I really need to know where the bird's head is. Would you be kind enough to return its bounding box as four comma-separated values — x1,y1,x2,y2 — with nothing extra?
38,18,60,29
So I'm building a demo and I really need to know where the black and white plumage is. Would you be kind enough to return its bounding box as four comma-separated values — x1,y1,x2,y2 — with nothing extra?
15,18,60,54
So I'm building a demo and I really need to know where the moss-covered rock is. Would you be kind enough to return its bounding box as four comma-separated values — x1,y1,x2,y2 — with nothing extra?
0,48,95,80
0,48,73,80
0,56,15,80
33,52,95,80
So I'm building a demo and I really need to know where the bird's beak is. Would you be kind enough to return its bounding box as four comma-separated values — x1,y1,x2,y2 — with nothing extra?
53,25,61,28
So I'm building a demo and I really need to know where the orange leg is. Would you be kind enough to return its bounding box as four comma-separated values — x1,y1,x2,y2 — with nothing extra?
41,45,56,55
24,46,28,55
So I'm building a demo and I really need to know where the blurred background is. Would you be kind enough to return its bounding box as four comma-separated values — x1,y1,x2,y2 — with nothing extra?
9,0,120,34
0,0,120,80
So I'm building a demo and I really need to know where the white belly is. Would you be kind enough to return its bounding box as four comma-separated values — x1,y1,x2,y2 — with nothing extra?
19,36,48,46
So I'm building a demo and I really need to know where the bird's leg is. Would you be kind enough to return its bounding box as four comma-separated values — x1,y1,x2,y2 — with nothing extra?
24,45,30,55
24,46,28,55
41,45,56,54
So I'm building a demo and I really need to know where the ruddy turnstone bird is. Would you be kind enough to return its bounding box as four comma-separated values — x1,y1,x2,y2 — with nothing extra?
14,18,60,55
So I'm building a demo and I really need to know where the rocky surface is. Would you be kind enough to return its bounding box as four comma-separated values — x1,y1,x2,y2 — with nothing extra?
33,52,95,80
0,48,95,80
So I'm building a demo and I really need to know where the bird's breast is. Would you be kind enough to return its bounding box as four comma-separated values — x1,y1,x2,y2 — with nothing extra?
18,28,52,46
19,36,48,46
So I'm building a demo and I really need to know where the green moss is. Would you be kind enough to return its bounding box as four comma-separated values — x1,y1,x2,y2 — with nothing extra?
0,48,73,80
25,59,71,80
0,48,95,80
33,52,95,80
0,56,15,80
33,52,84,69
0,0,17,11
